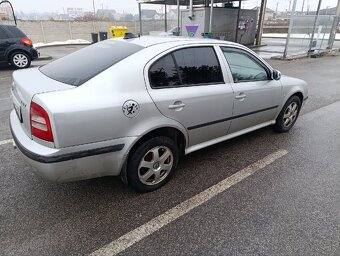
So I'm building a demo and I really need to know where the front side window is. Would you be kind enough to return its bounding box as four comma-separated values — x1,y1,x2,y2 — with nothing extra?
221,47,269,83
149,46,224,88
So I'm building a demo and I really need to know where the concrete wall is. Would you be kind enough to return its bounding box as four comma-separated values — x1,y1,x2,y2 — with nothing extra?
2,20,178,43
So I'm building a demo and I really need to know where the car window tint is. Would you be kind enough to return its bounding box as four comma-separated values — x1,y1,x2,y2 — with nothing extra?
0,27,8,39
149,54,181,88
40,40,144,87
6,26,26,38
173,47,223,85
222,48,269,83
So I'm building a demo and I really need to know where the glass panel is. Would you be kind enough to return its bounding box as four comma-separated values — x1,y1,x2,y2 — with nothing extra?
149,54,181,88
173,47,223,85
40,40,144,87
284,0,338,57
286,15,335,56
222,48,268,83
6,26,26,38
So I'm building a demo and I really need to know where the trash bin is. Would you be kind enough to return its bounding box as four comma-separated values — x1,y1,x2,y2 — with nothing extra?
91,32,98,44
202,32,213,39
109,26,128,38
99,31,108,41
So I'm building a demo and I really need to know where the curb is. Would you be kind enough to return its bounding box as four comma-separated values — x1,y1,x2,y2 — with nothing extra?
36,55,53,61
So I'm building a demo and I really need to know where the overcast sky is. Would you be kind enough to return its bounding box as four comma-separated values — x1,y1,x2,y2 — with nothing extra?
8,0,339,14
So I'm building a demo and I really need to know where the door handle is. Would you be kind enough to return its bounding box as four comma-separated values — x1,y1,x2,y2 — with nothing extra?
235,93,246,100
168,102,186,110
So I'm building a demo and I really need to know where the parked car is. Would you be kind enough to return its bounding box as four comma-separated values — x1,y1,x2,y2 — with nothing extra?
0,25,38,69
10,37,308,192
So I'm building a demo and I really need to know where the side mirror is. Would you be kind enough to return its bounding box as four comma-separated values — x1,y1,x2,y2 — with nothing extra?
273,70,281,81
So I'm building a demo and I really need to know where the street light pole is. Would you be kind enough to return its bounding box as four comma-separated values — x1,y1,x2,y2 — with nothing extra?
308,0,322,55
92,0,96,16
328,0,340,49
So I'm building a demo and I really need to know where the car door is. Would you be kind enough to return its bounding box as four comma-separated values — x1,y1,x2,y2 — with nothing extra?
145,45,234,147
220,46,282,134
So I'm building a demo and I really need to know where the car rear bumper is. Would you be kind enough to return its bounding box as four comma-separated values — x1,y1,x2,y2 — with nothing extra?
10,110,136,182
29,47,39,60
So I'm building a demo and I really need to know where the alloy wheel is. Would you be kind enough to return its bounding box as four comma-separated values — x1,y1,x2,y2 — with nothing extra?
283,102,299,128
13,53,29,68
138,146,173,186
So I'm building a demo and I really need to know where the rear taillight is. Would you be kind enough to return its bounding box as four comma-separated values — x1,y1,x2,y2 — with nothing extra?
21,37,33,46
30,102,54,142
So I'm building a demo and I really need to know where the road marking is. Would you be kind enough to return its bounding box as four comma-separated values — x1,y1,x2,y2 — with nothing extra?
0,139,14,146
90,149,288,256
0,76,11,80
0,97,10,101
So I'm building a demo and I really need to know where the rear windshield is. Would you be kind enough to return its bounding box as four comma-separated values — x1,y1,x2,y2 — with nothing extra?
5,26,26,38
40,40,144,87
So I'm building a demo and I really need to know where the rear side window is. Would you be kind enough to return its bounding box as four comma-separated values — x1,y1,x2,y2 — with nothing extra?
173,47,223,85
149,54,181,88
5,26,26,38
149,46,224,88
40,40,144,87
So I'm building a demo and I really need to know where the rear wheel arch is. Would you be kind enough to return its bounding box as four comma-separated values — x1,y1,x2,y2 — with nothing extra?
120,127,187,185
129,127,186,158
291,91,304,104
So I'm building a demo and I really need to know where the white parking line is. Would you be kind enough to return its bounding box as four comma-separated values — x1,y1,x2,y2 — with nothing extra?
0,97,10,101
0,139,14,146
90,149,288,256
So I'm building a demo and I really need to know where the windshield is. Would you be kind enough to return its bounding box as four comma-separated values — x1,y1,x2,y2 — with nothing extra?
40,40,144,87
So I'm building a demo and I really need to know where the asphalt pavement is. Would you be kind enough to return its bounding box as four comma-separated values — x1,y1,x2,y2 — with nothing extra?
0,45,340,256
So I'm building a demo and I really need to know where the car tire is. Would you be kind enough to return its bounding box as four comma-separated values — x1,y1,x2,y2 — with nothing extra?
274,95,301,133
10,52,31,69
127,136,179,193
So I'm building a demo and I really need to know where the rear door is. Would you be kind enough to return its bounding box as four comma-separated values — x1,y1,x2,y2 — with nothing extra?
220,46,282,134
145,45,234,147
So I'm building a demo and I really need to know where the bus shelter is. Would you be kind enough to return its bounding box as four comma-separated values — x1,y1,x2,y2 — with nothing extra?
136,0,268,45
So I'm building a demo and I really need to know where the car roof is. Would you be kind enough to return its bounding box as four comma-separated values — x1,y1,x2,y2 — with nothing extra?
114,35,240,48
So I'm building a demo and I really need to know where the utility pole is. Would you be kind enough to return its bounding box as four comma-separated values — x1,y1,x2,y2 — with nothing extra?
275,2,278,19
92,0,96,16
301,0,305,13
328,0,340,49
308,0,322,54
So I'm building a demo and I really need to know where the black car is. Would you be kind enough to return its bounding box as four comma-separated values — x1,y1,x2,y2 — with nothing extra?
0,25,38,69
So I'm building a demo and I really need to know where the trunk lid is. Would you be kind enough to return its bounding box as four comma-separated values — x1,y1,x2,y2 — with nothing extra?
11,67,74,138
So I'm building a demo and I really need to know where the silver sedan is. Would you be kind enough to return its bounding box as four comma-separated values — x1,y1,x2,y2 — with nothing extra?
10,36,308,192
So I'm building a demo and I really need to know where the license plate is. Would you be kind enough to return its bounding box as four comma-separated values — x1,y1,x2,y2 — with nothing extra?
14,103,23,123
